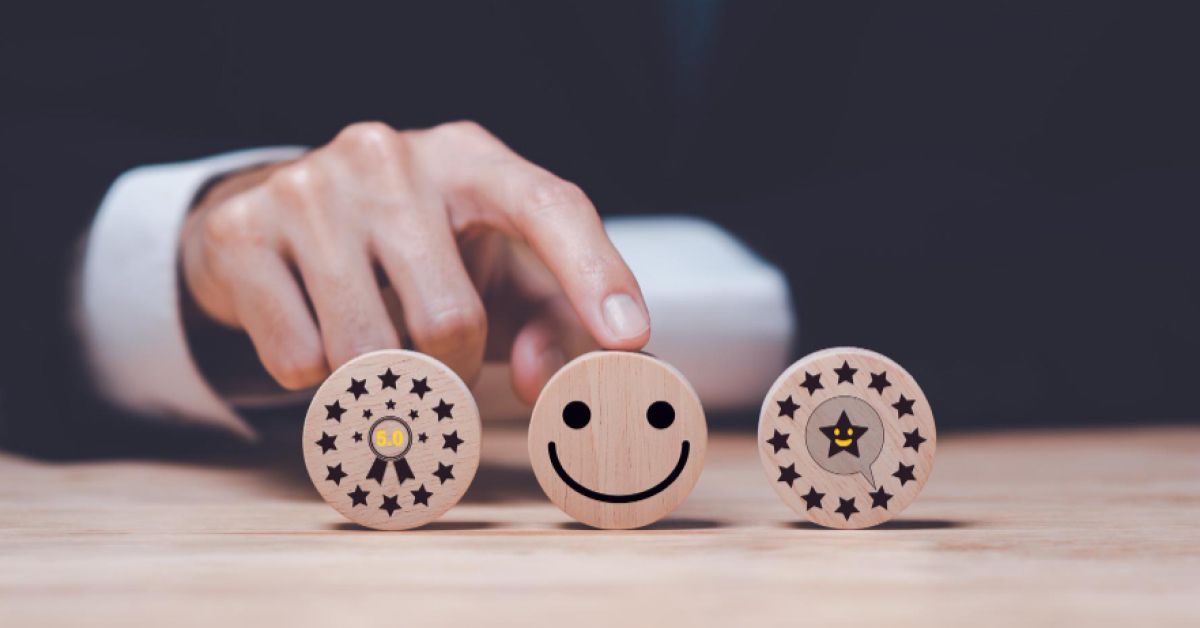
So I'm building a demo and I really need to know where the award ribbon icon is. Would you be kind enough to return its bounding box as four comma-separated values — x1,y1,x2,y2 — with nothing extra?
364,415,417,485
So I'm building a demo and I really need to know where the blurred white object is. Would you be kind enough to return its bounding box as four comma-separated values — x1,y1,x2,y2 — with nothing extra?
474,215,795,422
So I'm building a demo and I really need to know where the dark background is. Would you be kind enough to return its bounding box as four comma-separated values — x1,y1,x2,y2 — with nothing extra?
3,1,1199,457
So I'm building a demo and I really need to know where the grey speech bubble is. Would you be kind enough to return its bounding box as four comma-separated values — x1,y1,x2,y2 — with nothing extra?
805,396,884,487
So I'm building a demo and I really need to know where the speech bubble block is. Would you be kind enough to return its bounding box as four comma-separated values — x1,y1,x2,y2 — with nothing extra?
805,396,884,487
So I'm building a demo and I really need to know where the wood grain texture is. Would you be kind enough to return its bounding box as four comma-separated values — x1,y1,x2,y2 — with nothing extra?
301,350,480,530
528,351,707,529
1,426,1198,627
759,347,936,528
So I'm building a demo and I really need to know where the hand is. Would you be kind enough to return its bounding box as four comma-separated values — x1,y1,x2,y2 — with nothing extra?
181,121,650,402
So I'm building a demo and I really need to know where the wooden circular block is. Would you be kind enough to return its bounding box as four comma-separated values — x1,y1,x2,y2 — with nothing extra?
302,350,481,530
528,351,708,529
758,347,936,529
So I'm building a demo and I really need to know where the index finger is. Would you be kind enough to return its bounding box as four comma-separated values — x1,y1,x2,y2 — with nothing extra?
420,123,651,350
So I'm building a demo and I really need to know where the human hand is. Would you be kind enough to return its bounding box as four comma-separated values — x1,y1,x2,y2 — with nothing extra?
180,121,649,402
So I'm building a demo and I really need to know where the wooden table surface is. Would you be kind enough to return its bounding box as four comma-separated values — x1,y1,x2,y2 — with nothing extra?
1,425,1198,627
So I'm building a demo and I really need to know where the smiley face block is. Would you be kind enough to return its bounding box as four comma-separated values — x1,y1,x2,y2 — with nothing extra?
759,347,936,529
528,351,708,529
302,350,481,530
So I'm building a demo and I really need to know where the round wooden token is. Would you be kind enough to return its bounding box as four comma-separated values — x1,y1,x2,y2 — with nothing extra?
528,351,708,529
302,350,481,530
758,347,936,529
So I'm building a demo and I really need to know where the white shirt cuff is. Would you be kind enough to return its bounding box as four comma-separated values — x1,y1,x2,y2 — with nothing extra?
79,147,306,437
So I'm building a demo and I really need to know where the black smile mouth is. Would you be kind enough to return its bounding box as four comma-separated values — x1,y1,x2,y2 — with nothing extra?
547,441,691,504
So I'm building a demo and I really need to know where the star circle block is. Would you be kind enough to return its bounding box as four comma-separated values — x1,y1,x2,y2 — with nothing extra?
757,347,937,529
302,350,481,530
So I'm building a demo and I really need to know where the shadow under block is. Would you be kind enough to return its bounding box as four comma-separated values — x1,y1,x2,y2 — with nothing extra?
758,347,937,529
528,351,708,529
302,350,481,530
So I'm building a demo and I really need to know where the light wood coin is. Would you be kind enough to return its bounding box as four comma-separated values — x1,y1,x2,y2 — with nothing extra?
528,351,708,529
758,347,936,529
302,350,481,530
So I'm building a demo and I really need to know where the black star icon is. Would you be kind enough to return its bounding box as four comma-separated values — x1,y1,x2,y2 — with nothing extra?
348,485,369,507
418,432,428,443
378,368,400,390
868,486,893,509
776,396,800,418
818,411,868,457
834,360,858,384
409,409,419,420
433,462,455,484
385,399,396,410
868,371,892,394
903,428,927,452
766,429,790,453
835,497,859,521
432,399,454,421
792,374,820,398
325,463,348,485
442,431,464,453
411,484,433,507
324,400,346,422
777,464,801,487
892,395,916,418
352,431,363,443
893,462,916,486
315,432,337,454
801,487,825,510
362,409,373,420
800,371,823,395
410,377,431,399
347,378,369,400
379,494,400,516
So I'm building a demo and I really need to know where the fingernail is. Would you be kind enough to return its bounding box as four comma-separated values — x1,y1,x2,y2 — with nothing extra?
602,293,650,341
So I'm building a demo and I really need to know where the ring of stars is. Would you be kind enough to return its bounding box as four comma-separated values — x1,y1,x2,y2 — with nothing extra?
303,349,486,533
763,355,931,526
309,362,470,519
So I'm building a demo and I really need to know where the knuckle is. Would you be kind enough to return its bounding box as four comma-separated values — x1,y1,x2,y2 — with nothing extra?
265,161,327,202
203,196,268,249
334,121,400,159
416,304,487,353
432,119,488,140
422,120,499,154
513,176,589,221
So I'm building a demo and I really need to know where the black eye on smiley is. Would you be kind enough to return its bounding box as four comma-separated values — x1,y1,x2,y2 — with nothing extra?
549,400,690,504
646,401,675,429
562,400,591,429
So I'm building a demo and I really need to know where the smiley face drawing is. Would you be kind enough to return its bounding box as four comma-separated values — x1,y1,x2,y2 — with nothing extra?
528,351,708,529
